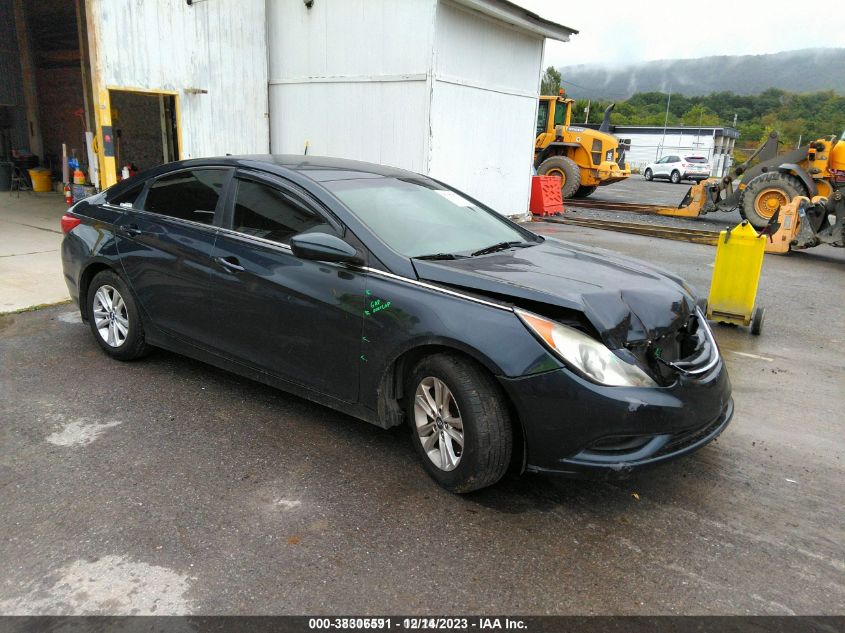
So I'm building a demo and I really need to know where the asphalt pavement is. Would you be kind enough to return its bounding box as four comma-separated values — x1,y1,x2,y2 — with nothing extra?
0,222,843,615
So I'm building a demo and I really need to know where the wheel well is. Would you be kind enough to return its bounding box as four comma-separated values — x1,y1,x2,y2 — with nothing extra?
381,344,526,473
535,143,575,166
78,262,116,321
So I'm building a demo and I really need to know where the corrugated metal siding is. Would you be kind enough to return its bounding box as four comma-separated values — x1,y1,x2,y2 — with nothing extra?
93,0,268,159
267,0,435,170
271,82,430,173
429,81,537,213
429,1,543,214
269,0,434,79
267,0,547,216
434,1,541,95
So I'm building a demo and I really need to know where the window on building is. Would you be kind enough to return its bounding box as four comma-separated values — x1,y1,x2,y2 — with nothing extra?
232,179,332,244
143,169,227,225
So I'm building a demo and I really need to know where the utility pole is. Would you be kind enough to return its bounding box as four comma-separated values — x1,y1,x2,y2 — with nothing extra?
733,113,738,128
584,100,591,124
694,109,703,148
658,90,671,160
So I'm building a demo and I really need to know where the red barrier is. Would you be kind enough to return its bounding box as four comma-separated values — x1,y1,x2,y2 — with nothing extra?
529,176,564,216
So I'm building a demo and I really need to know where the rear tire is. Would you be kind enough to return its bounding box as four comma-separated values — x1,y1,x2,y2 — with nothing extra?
644,169,653,181
670,170,681,184
405,353,512,493
740,172,806,229
573,185,597,198
86,270,150,361
537,155,581,199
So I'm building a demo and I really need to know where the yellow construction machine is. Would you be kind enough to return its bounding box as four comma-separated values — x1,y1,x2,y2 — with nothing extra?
693,131,845,229
577,131,845,252
534,92,630,199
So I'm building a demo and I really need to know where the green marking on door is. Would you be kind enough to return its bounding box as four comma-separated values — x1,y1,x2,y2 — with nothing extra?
363,296,392,316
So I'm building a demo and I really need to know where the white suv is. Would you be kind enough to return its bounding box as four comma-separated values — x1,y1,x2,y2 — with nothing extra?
643,155,711,184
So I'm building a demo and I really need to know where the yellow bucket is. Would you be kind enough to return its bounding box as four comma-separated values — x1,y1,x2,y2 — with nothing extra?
28,168,53,192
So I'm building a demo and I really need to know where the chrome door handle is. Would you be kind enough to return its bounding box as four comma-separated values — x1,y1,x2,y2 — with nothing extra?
217,256,245,272
119,223,142,236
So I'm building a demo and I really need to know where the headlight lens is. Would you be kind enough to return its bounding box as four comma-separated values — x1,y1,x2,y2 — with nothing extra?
516,309,658,388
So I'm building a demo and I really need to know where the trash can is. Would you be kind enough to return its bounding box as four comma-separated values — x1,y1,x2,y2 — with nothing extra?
0,162,11,191
28,168,53,192
706,220,767,335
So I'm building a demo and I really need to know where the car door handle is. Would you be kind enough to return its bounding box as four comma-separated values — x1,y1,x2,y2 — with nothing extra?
216,256,245,272
118,223,143,236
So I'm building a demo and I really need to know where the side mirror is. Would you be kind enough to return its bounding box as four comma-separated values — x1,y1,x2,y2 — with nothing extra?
289,232,360,264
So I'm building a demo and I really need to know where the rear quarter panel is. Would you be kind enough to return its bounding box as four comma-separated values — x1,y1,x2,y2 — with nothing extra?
61,200,125,309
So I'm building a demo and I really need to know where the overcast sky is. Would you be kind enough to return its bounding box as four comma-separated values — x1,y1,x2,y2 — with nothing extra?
518,0,845,68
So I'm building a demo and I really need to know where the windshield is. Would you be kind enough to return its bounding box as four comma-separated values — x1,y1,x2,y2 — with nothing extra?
325,177,535,258
685,156,708,163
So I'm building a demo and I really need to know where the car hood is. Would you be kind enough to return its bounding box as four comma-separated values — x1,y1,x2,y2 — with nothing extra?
412,237,699,349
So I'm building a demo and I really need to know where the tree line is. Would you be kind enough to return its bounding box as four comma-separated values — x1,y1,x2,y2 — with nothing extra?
540,67,845,149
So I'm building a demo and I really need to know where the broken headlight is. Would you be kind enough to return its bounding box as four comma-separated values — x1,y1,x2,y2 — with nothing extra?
516,309,658,388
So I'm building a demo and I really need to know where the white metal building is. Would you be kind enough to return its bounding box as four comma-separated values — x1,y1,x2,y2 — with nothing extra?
268,0,575,216
5,0,574,217
602,125,740,177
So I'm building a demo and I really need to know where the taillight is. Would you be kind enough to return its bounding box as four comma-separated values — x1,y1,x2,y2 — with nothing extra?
61,214,82,234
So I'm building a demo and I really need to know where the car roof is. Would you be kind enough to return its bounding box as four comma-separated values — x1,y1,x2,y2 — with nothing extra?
184,155,419,181
105,154,425,200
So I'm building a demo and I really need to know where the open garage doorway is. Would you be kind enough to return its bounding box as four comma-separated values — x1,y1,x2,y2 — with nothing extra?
108,89,180,176
2,0,94,189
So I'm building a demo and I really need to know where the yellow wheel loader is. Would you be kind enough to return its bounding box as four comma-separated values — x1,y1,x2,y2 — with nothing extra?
719,131,845,230
575,130,845,253
534,93,630,199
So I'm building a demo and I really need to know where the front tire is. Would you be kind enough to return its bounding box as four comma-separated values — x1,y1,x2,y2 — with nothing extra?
670,170,681,184
86,270,150,361
644,168,653,181
537,155,581,199
406,353,512,493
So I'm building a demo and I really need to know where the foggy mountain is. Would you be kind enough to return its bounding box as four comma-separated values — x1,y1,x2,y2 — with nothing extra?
557,48,845,99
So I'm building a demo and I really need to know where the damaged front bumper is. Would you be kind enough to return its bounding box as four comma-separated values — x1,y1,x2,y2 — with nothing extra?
499,357,733,477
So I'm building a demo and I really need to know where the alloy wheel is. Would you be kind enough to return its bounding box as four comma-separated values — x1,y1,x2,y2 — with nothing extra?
93,284,129,348
414,376,464,471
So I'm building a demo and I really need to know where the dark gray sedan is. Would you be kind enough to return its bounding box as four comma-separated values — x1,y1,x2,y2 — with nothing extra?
60,156,732,492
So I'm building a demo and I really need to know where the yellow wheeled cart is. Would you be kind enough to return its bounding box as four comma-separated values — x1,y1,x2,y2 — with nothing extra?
707,220,767,335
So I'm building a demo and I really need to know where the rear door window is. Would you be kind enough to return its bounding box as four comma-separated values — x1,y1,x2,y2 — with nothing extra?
231,178,334,245
143,169,228,225
110,181,145,207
